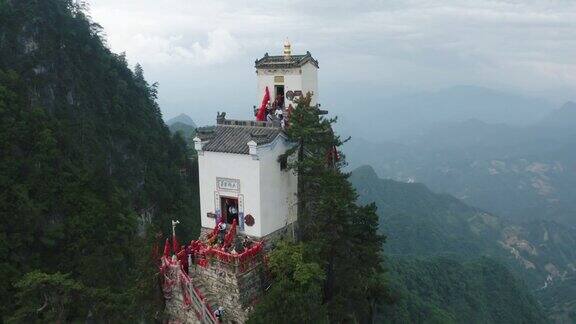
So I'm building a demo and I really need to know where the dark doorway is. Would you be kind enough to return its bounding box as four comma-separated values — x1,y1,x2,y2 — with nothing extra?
220,197,239,225
274,85,284,108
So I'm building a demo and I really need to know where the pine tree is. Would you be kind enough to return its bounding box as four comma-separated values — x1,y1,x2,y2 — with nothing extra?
252,95,389,322
0,1,200,320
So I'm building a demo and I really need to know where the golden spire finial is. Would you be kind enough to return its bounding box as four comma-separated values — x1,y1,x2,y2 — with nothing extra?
283,38,291,58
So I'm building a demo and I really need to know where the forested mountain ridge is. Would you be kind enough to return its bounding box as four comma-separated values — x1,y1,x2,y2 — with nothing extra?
0,0,199,321
351,165,504,258
350,165,576,322
379,257,547,323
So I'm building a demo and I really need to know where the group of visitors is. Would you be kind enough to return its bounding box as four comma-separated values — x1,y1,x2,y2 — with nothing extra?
216,200,239,245
266,94,285,127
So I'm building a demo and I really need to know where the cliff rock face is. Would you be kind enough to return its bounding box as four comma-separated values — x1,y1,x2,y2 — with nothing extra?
160,234,268,324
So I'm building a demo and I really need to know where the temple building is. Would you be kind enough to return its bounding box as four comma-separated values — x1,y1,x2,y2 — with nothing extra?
161,42,319,323
194,118,298,240
255,39,319,108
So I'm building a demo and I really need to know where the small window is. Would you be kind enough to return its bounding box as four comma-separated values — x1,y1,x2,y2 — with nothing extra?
280,155,288,171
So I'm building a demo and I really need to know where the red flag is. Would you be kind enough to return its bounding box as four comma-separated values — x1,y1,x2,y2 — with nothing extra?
256,86,270,121
163,238,171,257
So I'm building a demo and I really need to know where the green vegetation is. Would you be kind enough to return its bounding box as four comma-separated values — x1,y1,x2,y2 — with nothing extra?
380,257,547,324
350,165,551,322
250,100,550,322
0,0,565,322
248,242,328,323
0,0,199,321
350,165,505,258
249,96,390,322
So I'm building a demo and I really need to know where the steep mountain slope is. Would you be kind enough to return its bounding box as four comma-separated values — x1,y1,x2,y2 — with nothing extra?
0,0,199,321
379,257,547,324
351,165,504,258
350,166,576,321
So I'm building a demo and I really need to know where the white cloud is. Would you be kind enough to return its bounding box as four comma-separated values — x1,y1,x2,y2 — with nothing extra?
113,29,241,66
86,0,576,121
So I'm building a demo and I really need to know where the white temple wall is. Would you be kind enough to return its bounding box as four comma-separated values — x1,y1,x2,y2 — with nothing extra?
283,73,303,107
198,151,261,237
257,67,316,108
256,71,275,102
257,138,298,237
301,62,318,105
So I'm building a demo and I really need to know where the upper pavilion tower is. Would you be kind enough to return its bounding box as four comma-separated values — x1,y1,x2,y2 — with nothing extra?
254,39,319,107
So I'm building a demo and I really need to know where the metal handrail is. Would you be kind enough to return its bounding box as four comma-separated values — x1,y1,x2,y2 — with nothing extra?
188,281,219,324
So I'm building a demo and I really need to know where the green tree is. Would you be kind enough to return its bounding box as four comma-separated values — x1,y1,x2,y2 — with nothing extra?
8,271,87,323
0,0,200,320
248,242,327,324
256,95,389,322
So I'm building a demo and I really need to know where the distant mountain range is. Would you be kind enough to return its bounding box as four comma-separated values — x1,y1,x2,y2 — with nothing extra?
166,113,196,128
166,114,196,142
540,101,576,128
330,85,556,140
346,102,576,226
350,165,576,322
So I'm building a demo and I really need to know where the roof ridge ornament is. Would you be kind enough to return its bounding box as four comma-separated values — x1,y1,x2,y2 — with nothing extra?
283,38,291,58
217,111,226,124
250,132,268,139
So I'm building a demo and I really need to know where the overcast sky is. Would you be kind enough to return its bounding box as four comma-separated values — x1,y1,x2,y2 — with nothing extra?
87,0,576,126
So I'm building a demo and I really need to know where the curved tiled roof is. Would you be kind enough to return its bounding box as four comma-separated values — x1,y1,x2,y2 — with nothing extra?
197,121,283,155
255,51,319,69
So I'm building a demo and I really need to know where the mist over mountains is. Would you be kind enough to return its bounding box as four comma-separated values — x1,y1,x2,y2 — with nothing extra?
330,85,557,140
343,92,576,321
345,100,576,226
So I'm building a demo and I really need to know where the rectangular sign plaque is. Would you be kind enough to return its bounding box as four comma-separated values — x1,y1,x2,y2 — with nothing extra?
216,177,240,192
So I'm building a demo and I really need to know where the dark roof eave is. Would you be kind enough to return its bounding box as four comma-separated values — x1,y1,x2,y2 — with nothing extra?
200,124,285,154
254,53,319,69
